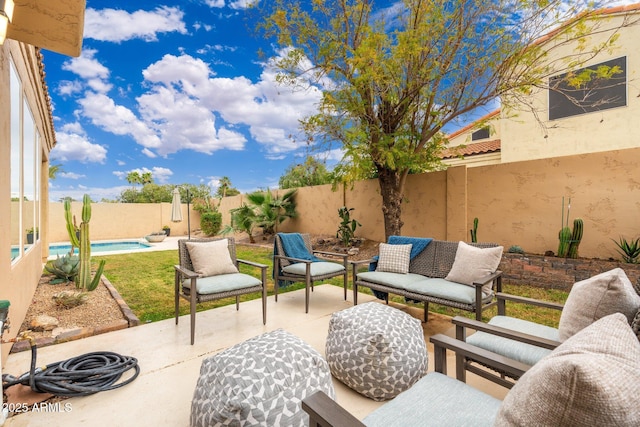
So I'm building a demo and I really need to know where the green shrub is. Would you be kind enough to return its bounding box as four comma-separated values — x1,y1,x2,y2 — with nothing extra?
201,211,222,236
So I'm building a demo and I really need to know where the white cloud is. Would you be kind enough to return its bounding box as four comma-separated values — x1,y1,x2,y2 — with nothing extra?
204,0,226,8
84,7,187,43
229,0,259,10
52,125,108,164
59,172,85,179
62,49,110,80
57,80,83,97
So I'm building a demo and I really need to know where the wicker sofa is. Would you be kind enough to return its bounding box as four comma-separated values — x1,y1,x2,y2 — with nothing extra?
351,238,503,322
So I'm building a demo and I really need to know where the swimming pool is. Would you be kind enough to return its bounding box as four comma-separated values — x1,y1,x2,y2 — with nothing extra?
49,241,152,257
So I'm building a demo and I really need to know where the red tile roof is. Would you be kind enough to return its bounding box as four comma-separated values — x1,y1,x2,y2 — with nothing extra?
440,140,501,159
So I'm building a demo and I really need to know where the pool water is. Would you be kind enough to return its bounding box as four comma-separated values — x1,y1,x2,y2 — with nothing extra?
49,241,152,257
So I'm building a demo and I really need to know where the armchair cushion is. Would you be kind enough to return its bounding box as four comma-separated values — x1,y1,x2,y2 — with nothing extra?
186,239,238,277
495,313,640,426
445,241,503,294
282,261,345,277
558,268,640,341
376,243,412,274
183,273,262,295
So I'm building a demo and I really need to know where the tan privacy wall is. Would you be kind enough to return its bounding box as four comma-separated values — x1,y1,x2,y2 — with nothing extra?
47,146,640,260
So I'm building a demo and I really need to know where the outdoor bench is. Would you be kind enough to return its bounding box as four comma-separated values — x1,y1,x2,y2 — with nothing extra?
351,238,503,322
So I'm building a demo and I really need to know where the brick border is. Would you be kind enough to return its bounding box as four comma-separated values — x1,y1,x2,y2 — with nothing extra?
10,276,140,353
500,253,640,291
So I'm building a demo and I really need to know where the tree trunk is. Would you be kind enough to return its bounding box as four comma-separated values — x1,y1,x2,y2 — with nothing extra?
377,169,404,240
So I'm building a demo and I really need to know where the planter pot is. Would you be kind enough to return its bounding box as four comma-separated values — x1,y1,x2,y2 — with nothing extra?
145,234,166,243
163,228,171,237
26,233,38,244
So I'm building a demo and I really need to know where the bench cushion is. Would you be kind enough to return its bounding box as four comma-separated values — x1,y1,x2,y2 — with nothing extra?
356,271,427,289
406,278,490,304
282,261,345,277
363,372,501,427
466,315,558,366
183,272,262,295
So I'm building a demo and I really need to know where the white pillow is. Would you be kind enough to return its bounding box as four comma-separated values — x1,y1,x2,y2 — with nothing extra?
186,239,238,277
376,243,412,274
558,268,640,341
445,241,503,294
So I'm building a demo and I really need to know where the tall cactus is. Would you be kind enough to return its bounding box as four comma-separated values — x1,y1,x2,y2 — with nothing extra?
64,195,106,291
557,227,572,257
470,217,478,243
567,218,583,259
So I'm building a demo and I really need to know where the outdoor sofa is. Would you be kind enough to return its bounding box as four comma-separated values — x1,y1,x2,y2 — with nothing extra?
351,237,503,321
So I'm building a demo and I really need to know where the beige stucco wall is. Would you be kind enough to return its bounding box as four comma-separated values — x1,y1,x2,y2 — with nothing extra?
501,12,639,163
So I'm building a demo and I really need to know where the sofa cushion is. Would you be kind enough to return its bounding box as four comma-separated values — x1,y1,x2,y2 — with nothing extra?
363,372,501,427
356,271,426,290
405,278,489,305
445,241,503,294
466,316,559,366
376,243,412,274
282,261,345,277
558,268,640,341
495,313,640,426
183,273,262,295
186,239,238,277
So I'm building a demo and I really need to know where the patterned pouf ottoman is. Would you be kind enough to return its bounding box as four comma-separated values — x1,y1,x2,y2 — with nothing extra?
190,329,335,427
326,302,428,401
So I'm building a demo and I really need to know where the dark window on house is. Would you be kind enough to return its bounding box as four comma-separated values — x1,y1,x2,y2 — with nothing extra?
549,56,626,120
471,127,490,141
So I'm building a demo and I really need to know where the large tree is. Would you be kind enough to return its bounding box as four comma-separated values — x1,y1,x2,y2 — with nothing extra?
279,156,333,189
262,0,634,239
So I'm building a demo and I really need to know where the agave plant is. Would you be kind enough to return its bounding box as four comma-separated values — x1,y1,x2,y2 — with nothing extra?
612,236,640,263
44,253,80,284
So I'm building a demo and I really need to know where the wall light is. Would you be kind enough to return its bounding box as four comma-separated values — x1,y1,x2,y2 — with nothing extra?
0,0,15,45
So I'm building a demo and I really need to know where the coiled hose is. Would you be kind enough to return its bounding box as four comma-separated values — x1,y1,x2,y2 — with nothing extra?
3,343,140,397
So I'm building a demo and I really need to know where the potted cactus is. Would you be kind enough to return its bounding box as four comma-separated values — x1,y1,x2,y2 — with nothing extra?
162,225,171,237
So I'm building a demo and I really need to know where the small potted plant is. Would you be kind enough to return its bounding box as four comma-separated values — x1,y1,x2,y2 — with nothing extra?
162,225,171,237
145,231,167,243
26,227,39,244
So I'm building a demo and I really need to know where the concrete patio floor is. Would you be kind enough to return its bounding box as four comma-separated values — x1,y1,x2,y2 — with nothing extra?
3,284,508,427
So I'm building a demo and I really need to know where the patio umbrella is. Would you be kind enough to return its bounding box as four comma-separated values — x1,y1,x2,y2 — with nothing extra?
171,188,183,222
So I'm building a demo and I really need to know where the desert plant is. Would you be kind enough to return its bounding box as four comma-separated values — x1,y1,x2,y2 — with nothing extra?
53,290,87,309
65,194,106,292
201,211,223,236
45,253,80,284
223,204,258,243
557,197,583,258
248,189,298,235
336,206,361,247
612,236,640,263
470,217,478,243
508,245,525,254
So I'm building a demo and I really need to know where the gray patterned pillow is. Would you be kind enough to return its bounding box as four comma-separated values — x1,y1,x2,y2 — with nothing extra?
558,268,640,341
495,313,640,426
376,243,412,274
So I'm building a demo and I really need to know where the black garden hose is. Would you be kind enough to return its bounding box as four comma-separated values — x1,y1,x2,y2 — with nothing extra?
3,343,140,397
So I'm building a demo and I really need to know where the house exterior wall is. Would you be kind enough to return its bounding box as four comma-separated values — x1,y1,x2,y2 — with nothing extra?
500,12,640,163
0,40,55,362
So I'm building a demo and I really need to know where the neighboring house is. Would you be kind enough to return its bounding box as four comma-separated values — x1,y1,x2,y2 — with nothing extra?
1,1,85,363
443,4,640,167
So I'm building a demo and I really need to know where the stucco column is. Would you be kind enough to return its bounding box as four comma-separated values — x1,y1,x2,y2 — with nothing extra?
446,166,468,241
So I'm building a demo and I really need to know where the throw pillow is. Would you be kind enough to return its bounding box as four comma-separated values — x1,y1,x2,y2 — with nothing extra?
495,313,640,426
186,239,239,277
558,268,640,341
445,241,503,294
376,243,412,274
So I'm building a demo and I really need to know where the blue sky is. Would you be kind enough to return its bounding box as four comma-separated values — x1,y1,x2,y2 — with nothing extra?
44,0,636,202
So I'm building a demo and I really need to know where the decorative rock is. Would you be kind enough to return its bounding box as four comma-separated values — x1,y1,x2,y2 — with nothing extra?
30,315,59,332
348,247,360,255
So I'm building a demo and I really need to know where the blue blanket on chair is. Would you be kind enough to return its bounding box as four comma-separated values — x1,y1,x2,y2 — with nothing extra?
369,236,433,300
273,233,320,287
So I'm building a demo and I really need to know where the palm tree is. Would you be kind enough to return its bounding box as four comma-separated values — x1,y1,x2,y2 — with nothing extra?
49,163,63,179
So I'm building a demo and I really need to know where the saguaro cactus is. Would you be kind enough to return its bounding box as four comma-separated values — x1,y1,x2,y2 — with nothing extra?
64,195,106,291
470,217,479,243
567,218,583,259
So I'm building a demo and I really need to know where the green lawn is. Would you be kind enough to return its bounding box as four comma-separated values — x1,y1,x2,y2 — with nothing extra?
100,246,568,326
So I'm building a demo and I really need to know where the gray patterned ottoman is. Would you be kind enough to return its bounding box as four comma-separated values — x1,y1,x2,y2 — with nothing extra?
326,302,428,401
190,329,335,427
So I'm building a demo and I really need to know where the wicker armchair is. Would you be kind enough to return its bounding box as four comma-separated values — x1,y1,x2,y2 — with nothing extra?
273,233,348,313
174,237,267,344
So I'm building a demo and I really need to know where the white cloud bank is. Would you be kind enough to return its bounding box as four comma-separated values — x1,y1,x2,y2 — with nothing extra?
84,6,187,42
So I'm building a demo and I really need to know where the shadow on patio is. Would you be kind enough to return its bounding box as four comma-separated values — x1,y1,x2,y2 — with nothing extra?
3,285,507,426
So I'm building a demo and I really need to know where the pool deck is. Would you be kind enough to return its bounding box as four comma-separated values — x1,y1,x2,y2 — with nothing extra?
47,236,183,259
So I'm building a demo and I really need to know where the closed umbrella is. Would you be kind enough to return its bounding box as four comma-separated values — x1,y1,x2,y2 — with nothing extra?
171,188,183,222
